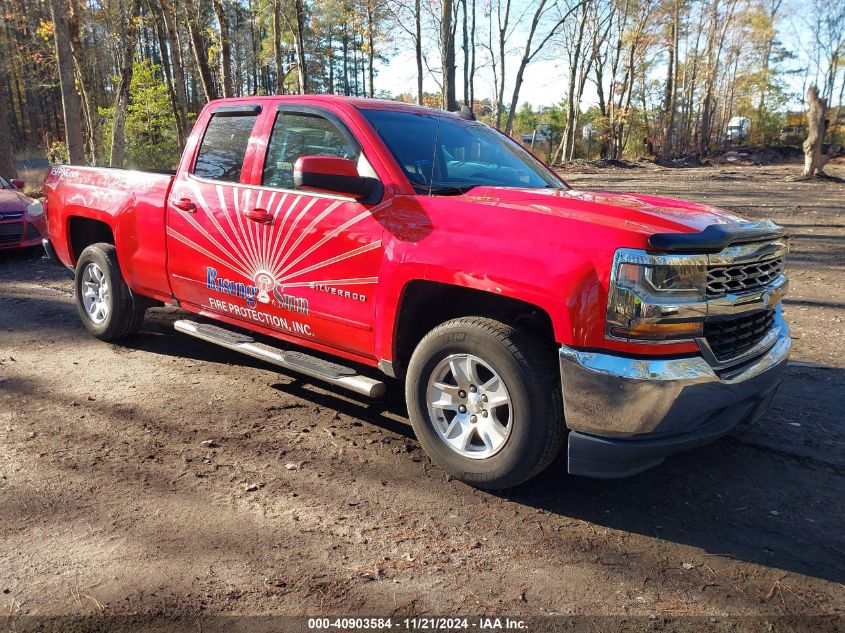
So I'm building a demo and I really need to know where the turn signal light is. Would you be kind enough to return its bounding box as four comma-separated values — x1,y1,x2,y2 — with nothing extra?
609,321,703,341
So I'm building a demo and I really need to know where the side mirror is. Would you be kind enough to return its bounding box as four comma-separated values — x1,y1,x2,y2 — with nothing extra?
294,156,377,200
10,179,24,190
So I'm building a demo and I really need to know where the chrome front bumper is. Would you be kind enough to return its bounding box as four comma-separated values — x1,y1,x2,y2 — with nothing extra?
559,310,791,478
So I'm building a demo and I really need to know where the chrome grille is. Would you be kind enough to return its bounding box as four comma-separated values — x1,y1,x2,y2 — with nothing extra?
704,310,775,362
706,256,784,297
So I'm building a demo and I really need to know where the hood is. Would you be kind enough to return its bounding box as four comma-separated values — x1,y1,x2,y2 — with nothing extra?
0,188,34,215
462,186,748,238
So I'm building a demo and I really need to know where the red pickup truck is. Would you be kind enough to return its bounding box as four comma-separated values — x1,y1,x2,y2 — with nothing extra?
42,96,791,488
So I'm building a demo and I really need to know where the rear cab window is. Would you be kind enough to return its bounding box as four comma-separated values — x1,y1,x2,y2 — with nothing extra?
193,111,260,183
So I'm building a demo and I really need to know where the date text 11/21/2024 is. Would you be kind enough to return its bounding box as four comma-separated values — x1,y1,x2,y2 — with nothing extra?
306,617,528,630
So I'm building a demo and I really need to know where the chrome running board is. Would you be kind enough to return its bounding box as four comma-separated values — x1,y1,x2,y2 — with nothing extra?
174,319,386,398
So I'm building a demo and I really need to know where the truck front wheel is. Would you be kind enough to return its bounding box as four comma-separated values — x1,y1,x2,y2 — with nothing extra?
74,243,145,340
405,317,564,489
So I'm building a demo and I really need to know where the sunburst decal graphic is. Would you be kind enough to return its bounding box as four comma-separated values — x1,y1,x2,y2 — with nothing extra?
166,181,388,297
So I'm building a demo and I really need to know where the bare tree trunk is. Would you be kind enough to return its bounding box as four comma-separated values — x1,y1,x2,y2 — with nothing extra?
662,0,678,155
48,0,85,164
361,29,367,95
802,85,831,177
753,0,785,144
342,26,349,95
614,8,642,161
327,32,334,93
571,33,595,160
720,48,740,147
504,0,584,136
699,81,715,157
554,2,588,162
250,2,258,94
698,0,734,157
110,0,141,168
187,4,218,102
0,80,15,177
150,0,188,147
605,0,629,159
616,43,638,159
366,1,375,98
838,69,845,116
593,9,610,121
494,0,511,127
503,0,547,136
67,0,100,164
273,0,285,94
212,0,234,97
460,0,468,106
441,0,457,110
415,0,423,104
292,0,307,93
158,0,190,144
351,32,358,95
504,0,540,135
468,0,475,108
680,10,703,154
487,15,499,120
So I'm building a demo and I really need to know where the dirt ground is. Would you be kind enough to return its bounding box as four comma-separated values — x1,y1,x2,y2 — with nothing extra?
1,162,844,631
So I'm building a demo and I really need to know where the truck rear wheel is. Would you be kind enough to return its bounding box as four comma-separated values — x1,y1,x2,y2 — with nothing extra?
74,243,145,340
405,317,564,489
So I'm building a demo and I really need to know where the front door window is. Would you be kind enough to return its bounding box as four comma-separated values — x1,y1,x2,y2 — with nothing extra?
263,112,361,190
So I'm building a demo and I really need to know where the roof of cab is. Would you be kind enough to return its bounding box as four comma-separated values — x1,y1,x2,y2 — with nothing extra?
208,94,460,118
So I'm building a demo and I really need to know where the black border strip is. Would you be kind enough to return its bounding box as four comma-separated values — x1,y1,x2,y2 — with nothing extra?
212,104,262,116
648,220,787,253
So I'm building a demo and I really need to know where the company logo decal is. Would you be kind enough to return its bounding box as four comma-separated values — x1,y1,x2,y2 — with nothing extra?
167,183,388,332
206,266,258,306
206,266,308,314
254,270,274,304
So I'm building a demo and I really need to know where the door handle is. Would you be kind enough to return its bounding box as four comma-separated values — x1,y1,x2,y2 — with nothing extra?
173,197,197,212
245,208,273,225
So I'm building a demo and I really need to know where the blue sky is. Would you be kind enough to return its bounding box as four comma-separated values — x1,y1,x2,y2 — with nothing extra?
372,0,827,113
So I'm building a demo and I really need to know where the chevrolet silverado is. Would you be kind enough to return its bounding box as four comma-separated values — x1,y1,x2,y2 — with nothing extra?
42,96,791,488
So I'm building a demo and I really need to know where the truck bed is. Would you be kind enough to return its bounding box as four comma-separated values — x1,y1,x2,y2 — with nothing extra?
44,164,175,301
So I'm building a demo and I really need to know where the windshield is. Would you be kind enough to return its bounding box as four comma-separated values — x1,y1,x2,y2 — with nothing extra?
0,175,9,189
360,108,564,194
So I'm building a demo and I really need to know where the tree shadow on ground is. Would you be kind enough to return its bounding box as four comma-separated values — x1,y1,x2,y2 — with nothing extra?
99,314,845,586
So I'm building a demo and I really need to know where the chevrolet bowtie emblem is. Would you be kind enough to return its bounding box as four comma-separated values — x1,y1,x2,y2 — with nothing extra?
761,288,782,310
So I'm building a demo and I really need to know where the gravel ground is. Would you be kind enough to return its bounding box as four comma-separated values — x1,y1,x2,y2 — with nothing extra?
0,162,843,632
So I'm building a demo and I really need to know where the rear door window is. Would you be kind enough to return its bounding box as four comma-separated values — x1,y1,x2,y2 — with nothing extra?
193,113,259,182
263,112,360,190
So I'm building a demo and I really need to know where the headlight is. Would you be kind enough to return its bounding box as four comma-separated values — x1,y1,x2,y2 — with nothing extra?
26,201,44,218
607,249,707,342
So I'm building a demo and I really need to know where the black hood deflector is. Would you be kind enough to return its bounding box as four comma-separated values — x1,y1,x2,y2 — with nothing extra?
648,220,786,253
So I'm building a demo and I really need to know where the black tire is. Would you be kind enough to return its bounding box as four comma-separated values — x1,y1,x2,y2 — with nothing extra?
405,316,564,489
74,243,145,341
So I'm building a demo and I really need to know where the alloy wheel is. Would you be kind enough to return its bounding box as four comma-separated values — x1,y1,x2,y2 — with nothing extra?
426,353,513,459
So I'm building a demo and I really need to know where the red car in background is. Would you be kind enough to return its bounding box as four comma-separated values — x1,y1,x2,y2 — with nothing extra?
0,174,46,250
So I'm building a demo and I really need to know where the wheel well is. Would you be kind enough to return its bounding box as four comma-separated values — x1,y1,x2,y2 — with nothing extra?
392,280,556,377
68,217,114,262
